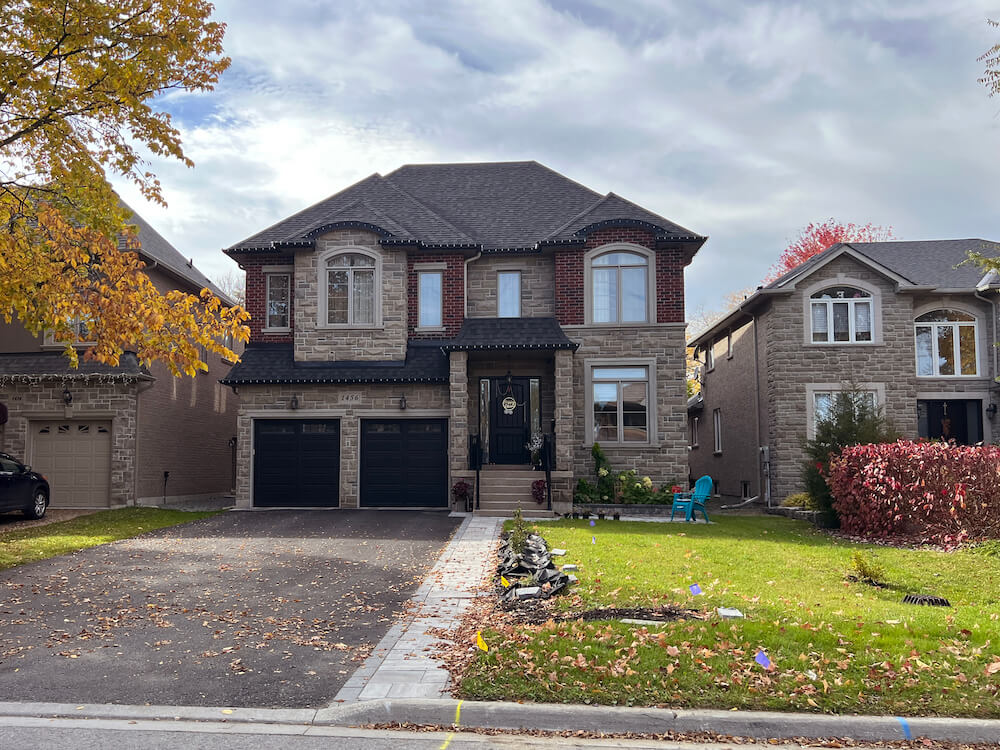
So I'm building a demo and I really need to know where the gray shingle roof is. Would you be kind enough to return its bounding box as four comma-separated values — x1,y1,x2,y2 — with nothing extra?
220,341,449,385
225,161,705,253
0,352,147,379
440,317,578,351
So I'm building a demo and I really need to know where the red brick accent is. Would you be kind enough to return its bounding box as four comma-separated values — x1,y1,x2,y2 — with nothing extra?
554,227,685,324
554,249,584,325
242,254,295,343
407,254,465,338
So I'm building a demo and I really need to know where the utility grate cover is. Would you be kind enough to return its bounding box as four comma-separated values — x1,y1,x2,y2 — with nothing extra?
902,594,951,607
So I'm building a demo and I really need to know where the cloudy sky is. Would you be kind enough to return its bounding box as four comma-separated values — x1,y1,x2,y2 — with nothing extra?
110,0,1000,317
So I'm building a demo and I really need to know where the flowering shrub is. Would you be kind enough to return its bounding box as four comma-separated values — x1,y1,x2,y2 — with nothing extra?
451,480,472,510
531,479,546,504
827,440,1000,546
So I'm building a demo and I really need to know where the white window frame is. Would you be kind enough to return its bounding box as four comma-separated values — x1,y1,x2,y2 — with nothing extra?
43,318,96,347
726,330,733,359
801,278,882,346
417,270,444,329
913,309,979,378
583,243,656,326
705,342,715,371
712,409,722,454
317,248,382,329
585,357,657,446
690,416,699,448
805,382,886,440
263,272,291,332
497,270,521,318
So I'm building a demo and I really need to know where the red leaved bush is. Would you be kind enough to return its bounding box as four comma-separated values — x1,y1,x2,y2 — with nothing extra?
827,440,1000,547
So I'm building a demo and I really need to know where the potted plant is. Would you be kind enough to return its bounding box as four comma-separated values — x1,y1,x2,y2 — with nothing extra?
525,432,544,468
451,480,473,512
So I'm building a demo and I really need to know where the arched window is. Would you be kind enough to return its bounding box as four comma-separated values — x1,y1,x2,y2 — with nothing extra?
325,252,376,325
591,250,648,323
809,286,872,343
914,310,977,376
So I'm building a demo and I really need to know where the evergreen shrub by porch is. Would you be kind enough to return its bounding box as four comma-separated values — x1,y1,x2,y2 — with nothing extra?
827,441,1000,546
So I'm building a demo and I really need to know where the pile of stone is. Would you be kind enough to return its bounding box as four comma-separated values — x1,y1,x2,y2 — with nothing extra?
497,532,577,602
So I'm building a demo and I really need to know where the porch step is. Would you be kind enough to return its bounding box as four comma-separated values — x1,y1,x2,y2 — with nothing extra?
478,499,545,510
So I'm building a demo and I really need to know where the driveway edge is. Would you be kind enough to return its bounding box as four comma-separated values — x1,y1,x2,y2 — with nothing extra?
1,699,998,744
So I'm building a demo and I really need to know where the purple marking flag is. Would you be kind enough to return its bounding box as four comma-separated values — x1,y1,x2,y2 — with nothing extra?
755,650,772,670
591,536,596,544
589,519,596,527
689,583,702,596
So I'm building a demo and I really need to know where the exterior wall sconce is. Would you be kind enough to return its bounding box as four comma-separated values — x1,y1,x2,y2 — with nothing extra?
62,388,73,406
987,403,997,419
289,395,299,410
399,394,407,410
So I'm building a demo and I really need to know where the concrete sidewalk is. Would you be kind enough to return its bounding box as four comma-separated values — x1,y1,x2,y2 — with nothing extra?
334,515,503,702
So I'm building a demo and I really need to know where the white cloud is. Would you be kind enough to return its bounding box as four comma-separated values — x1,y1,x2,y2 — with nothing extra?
111,0,1000,313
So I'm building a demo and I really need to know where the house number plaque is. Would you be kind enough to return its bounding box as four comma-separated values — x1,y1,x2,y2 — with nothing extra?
501,396,517,415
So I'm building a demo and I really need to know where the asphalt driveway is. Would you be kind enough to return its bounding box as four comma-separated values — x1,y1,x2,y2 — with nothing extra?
0,510,460,708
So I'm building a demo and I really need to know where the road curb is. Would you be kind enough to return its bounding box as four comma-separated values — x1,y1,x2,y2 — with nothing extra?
317,699,1000,744
1,698,998,744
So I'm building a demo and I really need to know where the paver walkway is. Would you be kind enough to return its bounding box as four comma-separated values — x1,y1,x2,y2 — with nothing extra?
334,515,503,702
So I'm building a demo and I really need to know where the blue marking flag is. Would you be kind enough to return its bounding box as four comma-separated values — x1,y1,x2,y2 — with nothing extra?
755,650,772,670
689,583,702,596
589,519,596,527
591,536,596,544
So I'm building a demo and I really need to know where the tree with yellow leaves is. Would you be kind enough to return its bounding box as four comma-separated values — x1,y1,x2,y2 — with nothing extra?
1,0,248,376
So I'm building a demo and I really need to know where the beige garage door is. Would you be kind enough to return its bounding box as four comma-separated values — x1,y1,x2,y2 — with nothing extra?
31,421,112,508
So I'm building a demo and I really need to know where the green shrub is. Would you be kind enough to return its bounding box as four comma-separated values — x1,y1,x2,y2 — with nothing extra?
592,442,615,501
973,540,1000,557
803,382,898,525
574,478,598,504
618,470,656,504
509,508,530,555
847,551,887,586
781,492,814,509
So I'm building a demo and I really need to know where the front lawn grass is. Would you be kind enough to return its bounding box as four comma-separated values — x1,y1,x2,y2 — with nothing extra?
460,516,1000,717
0,507,221,572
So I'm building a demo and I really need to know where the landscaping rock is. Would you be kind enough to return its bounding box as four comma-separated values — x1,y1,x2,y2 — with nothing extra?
561,564,578,572
550,548,567,556
717,607,744,619
516,586,541,599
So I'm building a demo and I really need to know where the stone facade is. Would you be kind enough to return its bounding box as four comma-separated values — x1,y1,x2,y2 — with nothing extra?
565,324,689,487
466,254,555,319
234,382,450,509
0,378,138,507
294,230,409,361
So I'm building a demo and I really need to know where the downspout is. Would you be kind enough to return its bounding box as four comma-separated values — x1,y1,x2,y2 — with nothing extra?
463,251,482,318
974,289,998,443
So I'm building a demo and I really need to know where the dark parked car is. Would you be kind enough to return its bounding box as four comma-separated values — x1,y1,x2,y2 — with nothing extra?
0,452,49,519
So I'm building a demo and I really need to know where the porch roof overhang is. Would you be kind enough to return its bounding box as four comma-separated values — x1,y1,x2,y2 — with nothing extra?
439,318,579,352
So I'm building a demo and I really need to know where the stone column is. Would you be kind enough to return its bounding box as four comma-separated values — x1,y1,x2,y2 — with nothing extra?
448,351,469,486
554,349,574,472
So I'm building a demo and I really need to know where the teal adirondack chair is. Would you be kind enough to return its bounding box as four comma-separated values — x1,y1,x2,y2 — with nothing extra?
671,475,712,522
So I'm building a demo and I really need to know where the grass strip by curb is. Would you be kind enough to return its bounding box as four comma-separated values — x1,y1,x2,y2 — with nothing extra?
0,507,221,572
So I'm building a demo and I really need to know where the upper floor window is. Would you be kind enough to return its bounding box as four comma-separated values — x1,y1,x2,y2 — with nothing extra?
265,273,290,330
325,252,376,326
915,310,977,377
497,271,521,318
418,271,443,328
44,317,96,346
591,250,648,323
810,286,872,343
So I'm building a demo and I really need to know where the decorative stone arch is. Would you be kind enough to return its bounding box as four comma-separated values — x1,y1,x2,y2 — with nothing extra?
316,246,383,328
583,242,657,325
799,275,884,346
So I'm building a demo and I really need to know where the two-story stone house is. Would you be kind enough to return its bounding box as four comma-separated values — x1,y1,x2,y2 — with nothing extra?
688,239,1000,504
0,205,241,508
220,161,705,512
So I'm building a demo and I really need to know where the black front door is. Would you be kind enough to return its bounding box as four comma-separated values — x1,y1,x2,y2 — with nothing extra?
917,400,983,445
489,377,530,464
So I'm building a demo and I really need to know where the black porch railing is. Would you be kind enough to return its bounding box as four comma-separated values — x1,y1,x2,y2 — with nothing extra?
542,433,555,511
468,434,484,511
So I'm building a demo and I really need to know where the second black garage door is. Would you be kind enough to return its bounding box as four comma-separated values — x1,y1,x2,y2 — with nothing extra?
254,419,340,507
360,419,448,507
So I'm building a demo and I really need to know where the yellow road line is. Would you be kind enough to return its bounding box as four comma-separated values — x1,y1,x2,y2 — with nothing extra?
438,700,464,750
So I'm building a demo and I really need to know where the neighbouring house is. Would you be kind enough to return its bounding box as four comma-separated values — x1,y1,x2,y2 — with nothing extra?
687,239,1000,504
220,161,705,513
0,206,241,508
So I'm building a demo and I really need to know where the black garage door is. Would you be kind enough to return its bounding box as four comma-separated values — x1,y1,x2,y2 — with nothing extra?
253,420,340,507
360,419,448,507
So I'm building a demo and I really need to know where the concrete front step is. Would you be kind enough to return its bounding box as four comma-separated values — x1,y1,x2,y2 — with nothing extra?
474,509,555,518
478,501,542,511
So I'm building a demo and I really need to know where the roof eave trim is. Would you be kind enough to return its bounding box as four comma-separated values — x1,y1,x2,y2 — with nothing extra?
573,218,706,241
439,342,580,352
